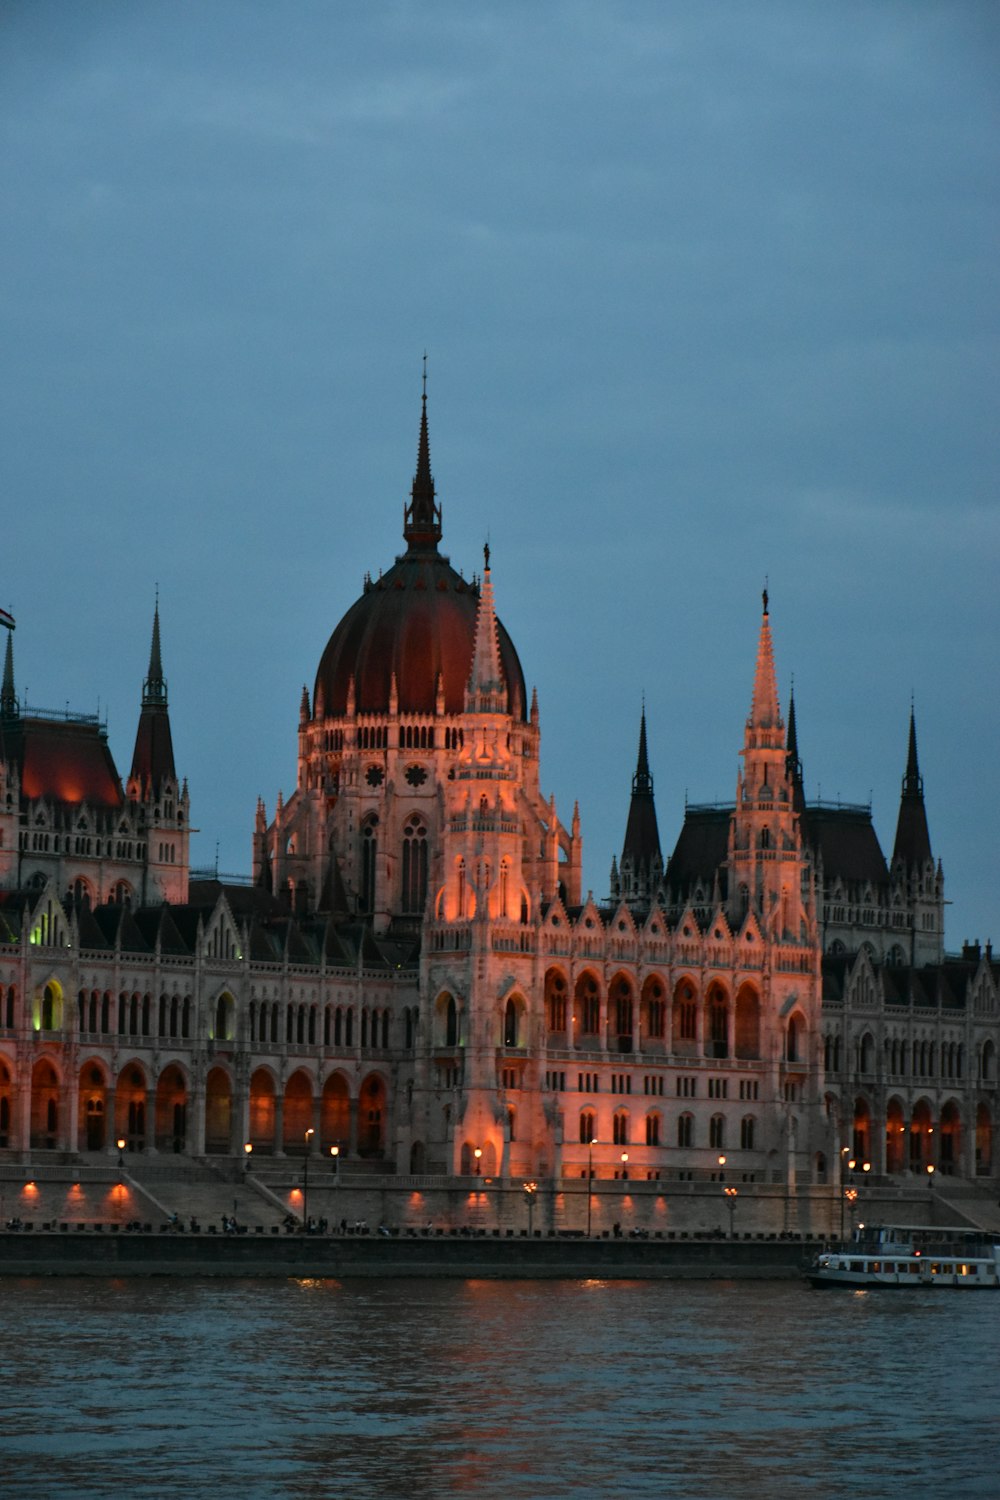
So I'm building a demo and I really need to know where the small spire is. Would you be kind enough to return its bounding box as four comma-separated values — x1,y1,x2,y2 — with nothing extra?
1,630,16,718
143,597,166,707
403,362,442,553
465,548,506,713
892,708,932,867
633,704,653,796
747,590,782,738
785,685,805,813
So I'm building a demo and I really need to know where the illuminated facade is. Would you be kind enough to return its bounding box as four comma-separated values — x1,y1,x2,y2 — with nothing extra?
0,398,996,1222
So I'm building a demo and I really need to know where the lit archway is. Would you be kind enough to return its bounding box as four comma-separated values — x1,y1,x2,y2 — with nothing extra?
248,1067,277,1152
205,1067,233,1154
321,1072,350,1151
283,1070,313,1151
155,1064,188,1153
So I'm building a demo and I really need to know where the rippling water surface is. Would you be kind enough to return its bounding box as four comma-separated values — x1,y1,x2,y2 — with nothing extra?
1,1276,996,1498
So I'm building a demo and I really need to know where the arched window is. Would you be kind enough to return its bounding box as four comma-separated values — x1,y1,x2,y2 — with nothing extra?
401,815,428,914
545,971,567,1033
707,986,728,1059
613,1111,629,1145
786,1014,802,1063
360,816,378,913
579,1109,596,1145
503,998,519,1048
677,1112,693,1148
740,1116,755,1150
710,1114,725,1149
645,1112,661,1146
445,994,458,1047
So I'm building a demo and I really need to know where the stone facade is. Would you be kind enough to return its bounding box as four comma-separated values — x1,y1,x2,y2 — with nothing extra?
0,399,995,1229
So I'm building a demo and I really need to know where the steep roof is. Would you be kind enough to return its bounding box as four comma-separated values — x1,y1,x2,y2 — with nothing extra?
6,716,122,809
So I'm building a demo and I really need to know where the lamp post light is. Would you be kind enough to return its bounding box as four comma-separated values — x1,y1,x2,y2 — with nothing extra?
473,1147,482,1176
620,1152,629,1181
724,1185,738,1238
718,1153,726,1182
586,1138,598,1237
838,1147,851,1240
117,1136,126,1178
243,1141,253,1178
844,1186,858,1238
927,1163,935,1189
302,1128,314,1230
523,1180,537,1236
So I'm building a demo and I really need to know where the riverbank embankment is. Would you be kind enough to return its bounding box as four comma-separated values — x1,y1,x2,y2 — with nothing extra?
0,1227,820,1279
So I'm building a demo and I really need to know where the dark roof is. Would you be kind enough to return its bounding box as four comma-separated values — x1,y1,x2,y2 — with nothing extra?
621,709,662,874
801,806,889,889
313,403,526,720
6,716,122,809
665,807,731,889
892,711,933,867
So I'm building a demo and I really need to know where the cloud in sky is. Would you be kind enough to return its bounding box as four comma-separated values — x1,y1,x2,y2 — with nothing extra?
0,0,996,941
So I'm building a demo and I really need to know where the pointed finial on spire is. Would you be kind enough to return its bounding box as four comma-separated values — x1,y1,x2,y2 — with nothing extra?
484,540,490,571
404,358,442,552
762,579,769,616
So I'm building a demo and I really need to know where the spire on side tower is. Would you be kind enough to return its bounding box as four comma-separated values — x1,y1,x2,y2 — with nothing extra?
130,599,177,793
747,587,783,742
785,685,805,814
892,709,932,867
1,630,16,719
619,704,662,907
465,545,506,714
403,358,442,553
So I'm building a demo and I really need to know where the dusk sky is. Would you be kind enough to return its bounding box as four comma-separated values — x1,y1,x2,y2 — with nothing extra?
1,2,996,947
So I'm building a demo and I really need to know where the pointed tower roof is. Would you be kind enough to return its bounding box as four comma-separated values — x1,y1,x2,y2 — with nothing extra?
621,705,662,878
892,709,932,867
465,544,507,713
1,630,16,719
747,588,783,741
130,600,177,793
785,686,806,814
403,363,442,554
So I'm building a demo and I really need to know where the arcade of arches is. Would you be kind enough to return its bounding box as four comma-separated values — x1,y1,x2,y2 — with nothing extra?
845,1094,992,1177
0,1054,388,1160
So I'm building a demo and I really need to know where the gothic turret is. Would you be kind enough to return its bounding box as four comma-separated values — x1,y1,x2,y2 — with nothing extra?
890,708,943,965
892,709,932,869
1,630,16,720
728,592,811,941
129,601,176,795
617,706,662,909
785,686,806,815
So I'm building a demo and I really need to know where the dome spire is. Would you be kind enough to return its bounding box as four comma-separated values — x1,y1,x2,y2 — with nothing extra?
403,355,442,553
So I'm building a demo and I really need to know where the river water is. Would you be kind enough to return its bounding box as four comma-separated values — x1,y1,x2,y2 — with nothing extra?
0,1276,995,1499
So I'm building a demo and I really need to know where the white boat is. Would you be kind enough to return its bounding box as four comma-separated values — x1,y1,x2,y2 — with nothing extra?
808,1224,1000,1289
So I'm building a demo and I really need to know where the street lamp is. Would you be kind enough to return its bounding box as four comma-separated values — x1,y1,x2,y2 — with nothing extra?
117,1136,126,1175
474,1147,482,1177
718,1153,726,1182
330,1144,340,1177
523,1180,537,1236
927,1163,935,1189
838,1147,851,1240
724,1185,738,1238
620,1151,629,1181
302,1128,314,1230
844,1186,858,1238
243,1141,253,1176
586,1137,598,1237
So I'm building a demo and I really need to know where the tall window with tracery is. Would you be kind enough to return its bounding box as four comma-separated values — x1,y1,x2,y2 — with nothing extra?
401,815,428,913
360,816,378,913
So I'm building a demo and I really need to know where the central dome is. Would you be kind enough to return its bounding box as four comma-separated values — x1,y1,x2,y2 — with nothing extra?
313,399,527,721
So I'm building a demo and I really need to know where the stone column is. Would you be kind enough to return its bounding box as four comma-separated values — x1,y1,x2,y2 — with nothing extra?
16,1058,31,1156
273,1090,285,1156
144,1085,156,1154
349,1094,359,1157
189,1074,206,1156
65,1067,81,1155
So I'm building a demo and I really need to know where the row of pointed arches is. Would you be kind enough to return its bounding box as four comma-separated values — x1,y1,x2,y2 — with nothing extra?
846,1093,994,1176
0,1054,389,1160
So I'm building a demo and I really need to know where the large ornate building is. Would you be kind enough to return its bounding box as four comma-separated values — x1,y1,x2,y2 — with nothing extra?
0,396,996,1225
